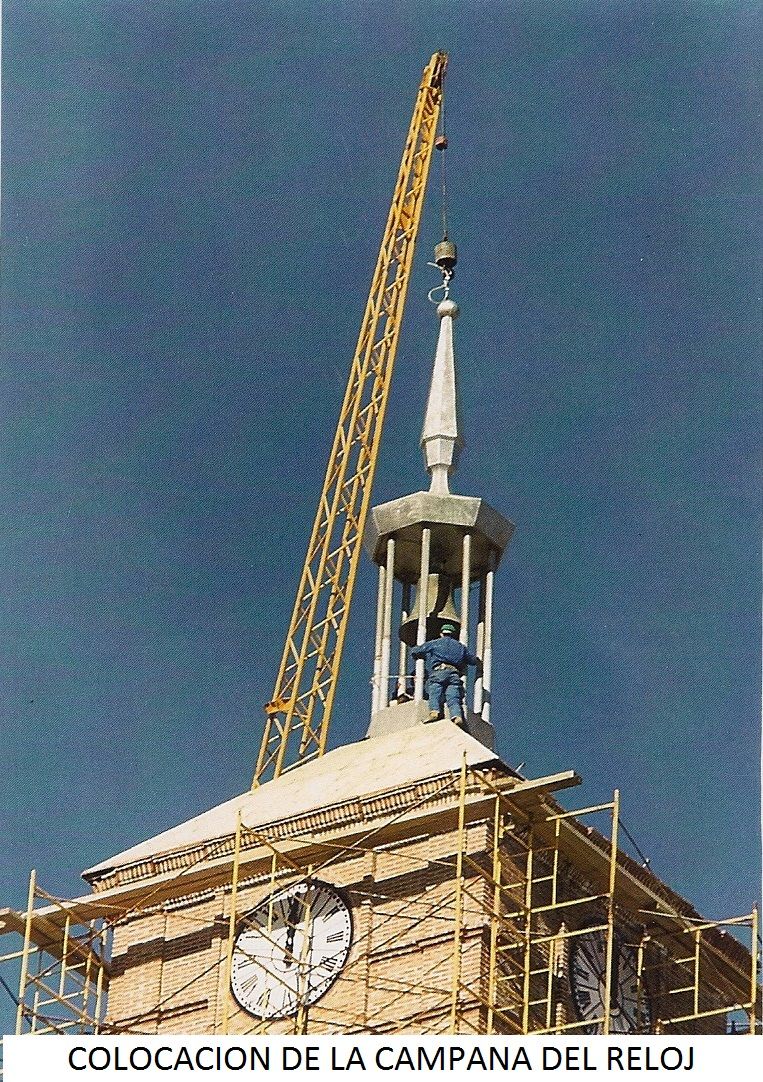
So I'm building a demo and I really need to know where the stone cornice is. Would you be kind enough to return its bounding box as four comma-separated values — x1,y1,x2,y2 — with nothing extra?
90,769,505,894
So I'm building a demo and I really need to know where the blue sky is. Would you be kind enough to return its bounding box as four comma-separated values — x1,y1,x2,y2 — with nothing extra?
1,0,760,940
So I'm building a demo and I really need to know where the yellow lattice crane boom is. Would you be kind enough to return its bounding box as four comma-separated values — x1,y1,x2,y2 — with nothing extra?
253,51,448,787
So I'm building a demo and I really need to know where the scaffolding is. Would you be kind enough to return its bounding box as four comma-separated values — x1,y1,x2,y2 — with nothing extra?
448,767,759,1037
0,872,110,1057
0,764,759,1063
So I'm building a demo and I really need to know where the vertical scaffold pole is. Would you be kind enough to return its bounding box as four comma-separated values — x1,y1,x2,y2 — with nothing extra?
30,951,42,1033
83,920,96,1030
693,929,701,1017
637,931,648,1033
521,822,535,1034
750,904,758,1036
266,852,278,934
486,794,502,1034
449,755,468,1033
545,936,557,1032
249,851,282,1036
16,868,36,1035
94,948,106,1034
295,867,314,1036
222,812,243,1035
555,923,568,1033
602,789,620,1036
58,915,71,1000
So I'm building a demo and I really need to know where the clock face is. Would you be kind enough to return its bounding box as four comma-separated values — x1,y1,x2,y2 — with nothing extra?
230,879,352,1020
570,930,652,1034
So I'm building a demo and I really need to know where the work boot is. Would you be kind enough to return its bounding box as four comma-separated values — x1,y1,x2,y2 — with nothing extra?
427,710,440,723
453,714,466,729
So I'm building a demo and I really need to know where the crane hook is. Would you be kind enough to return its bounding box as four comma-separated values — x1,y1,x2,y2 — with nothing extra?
427,236,458,303
427,265,452,304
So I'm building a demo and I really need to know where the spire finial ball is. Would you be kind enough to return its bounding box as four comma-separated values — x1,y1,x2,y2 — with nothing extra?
437,298,460,320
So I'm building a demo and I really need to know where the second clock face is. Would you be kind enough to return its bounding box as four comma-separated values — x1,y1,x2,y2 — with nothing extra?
570,930,652,1034
231,879,352,1020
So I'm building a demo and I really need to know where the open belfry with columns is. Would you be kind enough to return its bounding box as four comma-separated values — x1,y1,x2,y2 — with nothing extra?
0,53,759,1049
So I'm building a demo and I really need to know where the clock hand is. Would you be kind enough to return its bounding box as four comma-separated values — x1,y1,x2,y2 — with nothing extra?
612,945,620,1006
284,895,302,967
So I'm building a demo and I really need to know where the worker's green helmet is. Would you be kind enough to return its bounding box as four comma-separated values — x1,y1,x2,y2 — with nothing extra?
441,623,458,635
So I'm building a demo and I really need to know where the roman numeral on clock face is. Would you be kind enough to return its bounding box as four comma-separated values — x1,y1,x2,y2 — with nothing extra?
280,993,296,1016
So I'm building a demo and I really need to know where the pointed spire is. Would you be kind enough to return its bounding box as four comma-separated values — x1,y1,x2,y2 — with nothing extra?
420,296,464,494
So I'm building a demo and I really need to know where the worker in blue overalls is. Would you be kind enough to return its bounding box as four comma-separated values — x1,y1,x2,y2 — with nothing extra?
410,623,481,726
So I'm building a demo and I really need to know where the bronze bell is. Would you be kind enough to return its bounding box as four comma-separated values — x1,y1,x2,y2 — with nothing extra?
399,573,460,646
434,238,457,276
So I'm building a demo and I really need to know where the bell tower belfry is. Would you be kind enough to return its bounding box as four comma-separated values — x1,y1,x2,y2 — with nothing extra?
365,252,514,749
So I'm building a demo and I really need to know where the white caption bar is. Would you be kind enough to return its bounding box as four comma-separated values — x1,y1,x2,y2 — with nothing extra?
3,1034,762,1081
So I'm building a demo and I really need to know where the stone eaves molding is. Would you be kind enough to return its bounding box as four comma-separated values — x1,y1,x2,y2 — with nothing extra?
89,768,506,894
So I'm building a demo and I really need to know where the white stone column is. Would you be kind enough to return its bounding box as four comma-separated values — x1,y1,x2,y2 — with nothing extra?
482,551,495,723
459,532,472,711
379,537,395,710
473,573,486,714
459,533,471,645
397,583,411,699
371,562,386,715
414,527,431,701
